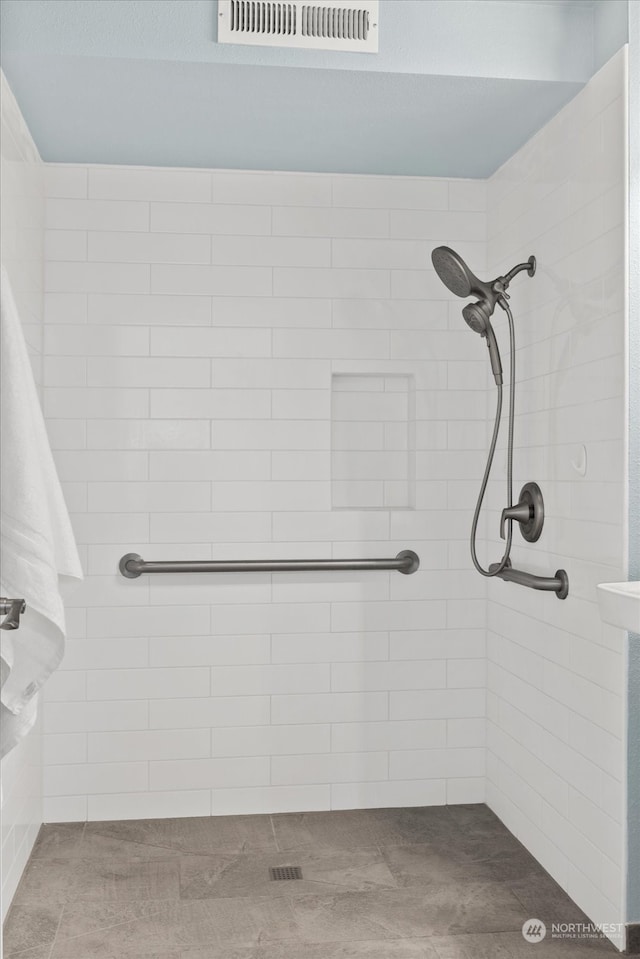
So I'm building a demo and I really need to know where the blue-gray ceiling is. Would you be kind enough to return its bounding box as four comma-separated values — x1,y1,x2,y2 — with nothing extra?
0,0,629,177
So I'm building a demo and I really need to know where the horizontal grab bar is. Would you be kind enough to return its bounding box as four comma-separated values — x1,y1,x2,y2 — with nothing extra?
489,560,569,599
119,550,420,579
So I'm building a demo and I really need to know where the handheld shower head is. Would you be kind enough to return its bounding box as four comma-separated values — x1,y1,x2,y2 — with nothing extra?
462,301,503,385
462,300,490,335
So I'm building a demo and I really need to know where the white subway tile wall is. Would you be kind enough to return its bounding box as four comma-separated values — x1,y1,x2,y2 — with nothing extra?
0,72,45,920
485,50,627,937
42,163,489,824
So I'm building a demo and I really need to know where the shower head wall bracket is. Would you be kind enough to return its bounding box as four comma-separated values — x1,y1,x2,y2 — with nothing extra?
501,255,536,287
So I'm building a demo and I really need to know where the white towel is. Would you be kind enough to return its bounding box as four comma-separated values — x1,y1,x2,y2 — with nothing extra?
0,264,83,757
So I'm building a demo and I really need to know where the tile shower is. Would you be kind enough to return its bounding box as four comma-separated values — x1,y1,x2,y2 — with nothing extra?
0,43,631,959
41,163,488,825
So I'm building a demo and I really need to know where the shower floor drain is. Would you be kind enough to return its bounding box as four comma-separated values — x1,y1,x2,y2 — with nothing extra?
269,865,303,881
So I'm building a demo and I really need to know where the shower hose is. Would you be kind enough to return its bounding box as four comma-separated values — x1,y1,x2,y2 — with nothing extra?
470,300,516,577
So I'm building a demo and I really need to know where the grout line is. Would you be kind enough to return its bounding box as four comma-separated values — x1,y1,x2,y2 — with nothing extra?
269,813,280,853
46,901,67,959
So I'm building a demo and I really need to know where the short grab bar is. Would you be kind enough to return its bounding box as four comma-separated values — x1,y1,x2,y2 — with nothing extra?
488,560,569,599
119,550,420,579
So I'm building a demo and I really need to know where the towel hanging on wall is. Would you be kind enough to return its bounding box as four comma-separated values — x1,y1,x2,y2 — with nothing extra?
0,264,83,757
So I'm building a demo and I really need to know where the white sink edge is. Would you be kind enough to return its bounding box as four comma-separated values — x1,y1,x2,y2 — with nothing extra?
597,581,640,634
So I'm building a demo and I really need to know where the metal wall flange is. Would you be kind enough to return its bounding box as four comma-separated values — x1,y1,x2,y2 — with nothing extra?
554,569,570,600
119,553,143,578
518,481,545,542
396,550,420,574
500,481,545,542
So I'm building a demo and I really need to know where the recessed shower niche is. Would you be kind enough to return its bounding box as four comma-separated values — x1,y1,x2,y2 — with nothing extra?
331,373,416,510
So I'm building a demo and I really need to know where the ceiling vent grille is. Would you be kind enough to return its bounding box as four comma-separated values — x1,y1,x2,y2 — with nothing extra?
218,0,378,52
